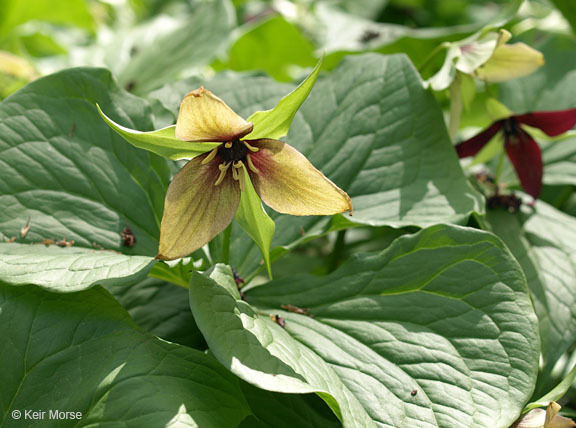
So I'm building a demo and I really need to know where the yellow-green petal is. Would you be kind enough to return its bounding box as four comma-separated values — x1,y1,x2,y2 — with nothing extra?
475,42,545,83
175,87,254,142
247,139,352,216
157,153,241,260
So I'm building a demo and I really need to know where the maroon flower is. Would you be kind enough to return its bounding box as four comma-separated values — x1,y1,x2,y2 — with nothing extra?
455,108,576,199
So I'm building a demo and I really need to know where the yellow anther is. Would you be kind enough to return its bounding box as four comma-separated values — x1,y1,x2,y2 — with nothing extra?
224,141,233,149
215,162,230,186
246,154,259,174
201,147,219,165
242,141,259,152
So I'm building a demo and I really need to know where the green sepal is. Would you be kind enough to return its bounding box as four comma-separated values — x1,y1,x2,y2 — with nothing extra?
97,104,219,160
235,167,275,278
246,58,322,140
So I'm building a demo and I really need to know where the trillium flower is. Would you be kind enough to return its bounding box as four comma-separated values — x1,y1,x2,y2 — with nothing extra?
157,87,352,260
427,29,544,91
455,107,576,199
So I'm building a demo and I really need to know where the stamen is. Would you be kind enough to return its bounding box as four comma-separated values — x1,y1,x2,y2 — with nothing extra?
201,147,219,165
215,162,230,186
242,141,259,152
224,141,233,149
246,154,259,174
231,160,243,181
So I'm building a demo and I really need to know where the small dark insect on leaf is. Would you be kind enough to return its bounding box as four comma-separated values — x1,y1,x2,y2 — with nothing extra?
125,81,136,92
42,238,55,246
487,194,522,213
20,217,31,239
360,29,380,44
270,314,286,328
281,304,314,318
411,389,418,397
68,123,76,138
232,268,246,300
232,268,245,286
121,226,136,247
55,238,74,247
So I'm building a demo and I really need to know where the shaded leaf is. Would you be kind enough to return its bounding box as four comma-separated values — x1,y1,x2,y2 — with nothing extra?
0,282,250,427
487,195,576,371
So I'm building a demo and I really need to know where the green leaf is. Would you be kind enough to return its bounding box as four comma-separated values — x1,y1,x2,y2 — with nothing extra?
238,381,340,428
487,195,576,371
191,226,540,427
541,136,576,186
549,0,576,34
0,283,250,427
0,0,95,39
219,15,317,82
115,0,235,94
106,276,206,349
235,168,275,278
0,243,155,291
247,59,321,141
0,67,169,256
500,33,576,113
188,265,349,423
97,106,219,160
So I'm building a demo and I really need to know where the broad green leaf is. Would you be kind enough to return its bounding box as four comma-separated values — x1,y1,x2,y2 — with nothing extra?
106,277,206,349
0,283,250,427
500,34,576,113
219,15,317,82
116,0,235,94
487,195,576,371
0,67,169,256
0,243,154,291
97,106,219,160
238,381,340,428
549,0,576,34
188,265,352,425
56,0,234,95
541,136,576,186
246,59,321,141
235,168,275,277
0,0,95,39
192,226,540,427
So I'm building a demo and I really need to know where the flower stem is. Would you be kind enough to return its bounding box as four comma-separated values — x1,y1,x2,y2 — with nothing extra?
328,230,347,272
221,223,233,265
418,42,450,72
494,148,506,188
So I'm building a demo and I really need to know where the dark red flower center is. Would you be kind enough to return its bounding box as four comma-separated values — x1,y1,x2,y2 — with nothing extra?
220,139,248,163
501,117,522,144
